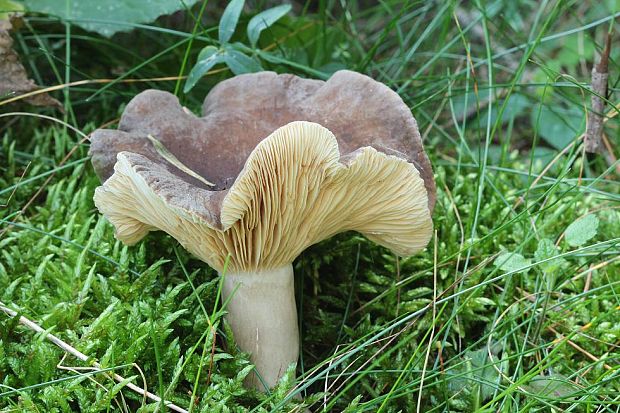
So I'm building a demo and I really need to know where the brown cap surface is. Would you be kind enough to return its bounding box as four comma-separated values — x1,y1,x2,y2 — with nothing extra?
94,122,432,272
90,70,435,210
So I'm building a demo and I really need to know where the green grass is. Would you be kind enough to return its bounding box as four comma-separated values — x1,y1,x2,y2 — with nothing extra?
1,0,620,411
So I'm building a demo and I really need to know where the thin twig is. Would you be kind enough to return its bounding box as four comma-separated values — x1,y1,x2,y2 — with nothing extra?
585,30,612,153
0,301,189,413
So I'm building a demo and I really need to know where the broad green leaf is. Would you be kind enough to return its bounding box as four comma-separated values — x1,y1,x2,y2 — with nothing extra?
447,346,502,401
494,251,531,274
219,0,245,44
471,144,504,164
565,214,599,247
531,105,585,150
22,0,200,37
452,92,528,129
535,238,565,273
247,4,291,46
184,46,225,93
556,34,595,68
523,374,580,398
223,48,262,75
477,94,529,128
527,147,558,173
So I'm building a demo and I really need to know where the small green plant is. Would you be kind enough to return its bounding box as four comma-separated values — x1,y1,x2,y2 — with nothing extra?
183,0,291,92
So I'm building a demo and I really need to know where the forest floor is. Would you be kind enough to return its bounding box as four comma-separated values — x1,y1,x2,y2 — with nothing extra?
1,1,620,412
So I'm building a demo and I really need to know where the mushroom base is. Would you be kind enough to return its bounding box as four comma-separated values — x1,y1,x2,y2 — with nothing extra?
221,264,299,390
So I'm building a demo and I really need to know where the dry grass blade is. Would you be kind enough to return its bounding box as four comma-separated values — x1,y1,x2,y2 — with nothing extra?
146,134,215,187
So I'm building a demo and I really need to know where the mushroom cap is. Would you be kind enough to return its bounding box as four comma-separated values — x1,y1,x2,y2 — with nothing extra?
90,70,435,209
90,71,435,272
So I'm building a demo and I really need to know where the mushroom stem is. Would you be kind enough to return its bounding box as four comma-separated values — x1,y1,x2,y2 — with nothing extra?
221,264,299,389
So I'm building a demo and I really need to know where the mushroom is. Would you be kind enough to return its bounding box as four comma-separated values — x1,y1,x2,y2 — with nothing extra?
89,70,435,390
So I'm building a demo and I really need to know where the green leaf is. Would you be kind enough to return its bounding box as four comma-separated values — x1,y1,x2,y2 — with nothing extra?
565,214,599,247
184,46,225,93
247,4,291,47
493,251,531,274
235,364,254,381
476,94,529,128
535,238,565,273
223,48,262,75
523,374,581,398
447,346,502,402
531,105,585,150
219,0,245,44
556,34,595,68
22,0,200,37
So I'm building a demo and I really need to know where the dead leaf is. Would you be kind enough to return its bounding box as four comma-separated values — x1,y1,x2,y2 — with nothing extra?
0,4,62,109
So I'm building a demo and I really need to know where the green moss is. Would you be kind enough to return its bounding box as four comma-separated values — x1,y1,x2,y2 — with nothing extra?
1,1,620,411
